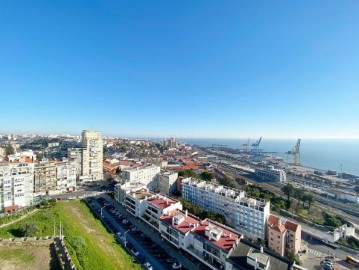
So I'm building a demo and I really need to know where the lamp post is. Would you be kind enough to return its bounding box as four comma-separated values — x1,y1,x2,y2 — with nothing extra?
124,229,130,247
100,206,105,219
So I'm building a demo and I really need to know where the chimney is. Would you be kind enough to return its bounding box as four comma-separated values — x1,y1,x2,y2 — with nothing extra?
260,246,264,253
185,210,188,217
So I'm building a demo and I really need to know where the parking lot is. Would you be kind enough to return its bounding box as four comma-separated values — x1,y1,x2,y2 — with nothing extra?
86,195,195,270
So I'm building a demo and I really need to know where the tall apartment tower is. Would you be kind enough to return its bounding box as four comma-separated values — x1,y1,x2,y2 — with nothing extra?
81,130,103,181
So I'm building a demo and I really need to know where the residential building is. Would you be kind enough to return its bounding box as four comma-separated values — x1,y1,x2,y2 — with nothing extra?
185,219,242,270
181,178,270,240
267,214,301,256
34,159,77,195
122,164,160,191
162,138,177,148
255,166,286,182
226,238,293,270
157,171,178,195
0,161,34,212
81,130,103,181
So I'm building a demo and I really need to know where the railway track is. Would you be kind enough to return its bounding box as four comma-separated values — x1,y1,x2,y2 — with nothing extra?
219,165,359,225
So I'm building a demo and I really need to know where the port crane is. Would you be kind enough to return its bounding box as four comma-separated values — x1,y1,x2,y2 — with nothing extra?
286,139,301,165
251,137,262,152
242,138,250,152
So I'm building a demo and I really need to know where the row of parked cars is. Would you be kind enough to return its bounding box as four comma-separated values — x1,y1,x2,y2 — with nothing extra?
90,196,182,270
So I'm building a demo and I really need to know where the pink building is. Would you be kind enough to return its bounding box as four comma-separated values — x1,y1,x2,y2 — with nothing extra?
267,214,301,256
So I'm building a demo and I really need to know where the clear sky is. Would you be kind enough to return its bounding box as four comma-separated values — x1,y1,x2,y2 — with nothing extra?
1,1,358,138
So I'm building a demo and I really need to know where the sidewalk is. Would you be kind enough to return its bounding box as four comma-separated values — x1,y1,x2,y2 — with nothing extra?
0,209,38,229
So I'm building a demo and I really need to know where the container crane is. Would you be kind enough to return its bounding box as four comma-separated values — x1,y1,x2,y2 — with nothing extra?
251,137,262,151
286,139,301,165
242,138,250,152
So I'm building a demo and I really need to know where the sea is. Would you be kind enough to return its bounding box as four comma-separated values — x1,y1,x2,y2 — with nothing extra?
178,138,359,176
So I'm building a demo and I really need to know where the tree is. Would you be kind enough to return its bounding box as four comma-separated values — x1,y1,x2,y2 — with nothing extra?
306,194,314,210
200,172,215,181
178,170,200,179
20,222,38,236
115,167,121,174
286,249,302,265
5,144,15,156
282,183,294,203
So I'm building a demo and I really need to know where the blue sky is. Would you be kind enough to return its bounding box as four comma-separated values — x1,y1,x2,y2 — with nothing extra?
1,1,358,138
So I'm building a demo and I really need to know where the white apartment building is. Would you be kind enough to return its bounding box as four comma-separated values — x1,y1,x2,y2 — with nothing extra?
255,166,286,182
0,162,34,212
81,130,103,181
122,164,160,191
181,178,270,240
157,171,178,195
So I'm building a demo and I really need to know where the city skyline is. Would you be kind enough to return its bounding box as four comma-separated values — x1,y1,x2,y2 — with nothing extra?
1,1,359,138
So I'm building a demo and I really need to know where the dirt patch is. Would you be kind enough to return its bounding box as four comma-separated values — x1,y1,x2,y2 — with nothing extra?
0,244,60,270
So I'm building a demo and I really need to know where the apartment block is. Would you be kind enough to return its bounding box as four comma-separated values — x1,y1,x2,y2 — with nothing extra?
181,178,270,240
117,186,243,270
157,171,178,195
0,162,34,212
122,164,160,191
255,166,286,182
81,130,103,181
267,214,301,256
185,219,242,270
34,159,77,195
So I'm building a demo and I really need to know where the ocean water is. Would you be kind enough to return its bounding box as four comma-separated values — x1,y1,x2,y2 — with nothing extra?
180,138,359,176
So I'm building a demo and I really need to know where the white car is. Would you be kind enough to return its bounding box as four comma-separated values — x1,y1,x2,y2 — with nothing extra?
144,262,153,270
122,219,129,224
172,262,182,269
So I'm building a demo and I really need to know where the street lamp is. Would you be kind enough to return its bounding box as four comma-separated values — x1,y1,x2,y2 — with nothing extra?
124,229,130,247
100,206,106,219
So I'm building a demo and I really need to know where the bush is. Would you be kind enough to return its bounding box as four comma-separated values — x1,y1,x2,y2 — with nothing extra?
20,222,38,237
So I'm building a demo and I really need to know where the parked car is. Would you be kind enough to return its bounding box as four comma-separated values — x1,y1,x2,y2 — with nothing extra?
144,262,153,270
131,247,139,256
172,262,182,269
166,258,176,263
122,219,129,224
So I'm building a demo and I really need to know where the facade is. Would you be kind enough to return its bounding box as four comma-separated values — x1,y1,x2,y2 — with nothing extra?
0,162,34,212
157,171,178,195
185,219,242,270
116,186,243,270
267,214,301,256
81,130,103,181
122,164,160,191
181,178,270,240
255,166,286,182
67,147,83,177
162,138,177,148
226,239,293,270
34,160,77,195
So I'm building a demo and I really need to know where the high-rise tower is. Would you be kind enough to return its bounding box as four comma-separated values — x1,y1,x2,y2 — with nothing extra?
81,130,103,181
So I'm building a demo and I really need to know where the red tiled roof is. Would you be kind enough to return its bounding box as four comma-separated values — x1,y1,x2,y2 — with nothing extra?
267,214,280,226
272,224,286,234
160,209,201,234
147,195,178,210
191,219,241,251
284,220,299,232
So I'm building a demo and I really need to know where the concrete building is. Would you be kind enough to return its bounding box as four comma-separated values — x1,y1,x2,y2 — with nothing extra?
122,164,160,191
181,178,270,240
255,166,286,182
81,130,103,181
0,162,34,212
185,219,242,270
226,239,293,270
326,189,359,204
34,160,77,195
157,171,178,195
162,138,177,148
116,186,244,270
267,214,301,256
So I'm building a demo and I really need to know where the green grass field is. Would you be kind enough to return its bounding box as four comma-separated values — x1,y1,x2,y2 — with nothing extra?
0,200,141,270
